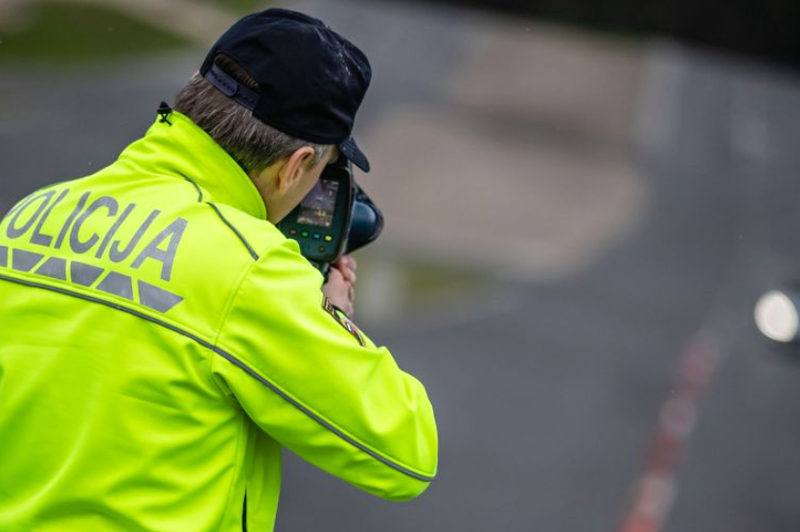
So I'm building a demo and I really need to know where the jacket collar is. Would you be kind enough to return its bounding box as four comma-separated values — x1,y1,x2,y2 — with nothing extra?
117,111,268,220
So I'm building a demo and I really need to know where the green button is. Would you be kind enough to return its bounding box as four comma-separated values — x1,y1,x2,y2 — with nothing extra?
301,231,309,238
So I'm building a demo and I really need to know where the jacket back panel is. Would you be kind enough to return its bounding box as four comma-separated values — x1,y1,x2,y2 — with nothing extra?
0,167,278,532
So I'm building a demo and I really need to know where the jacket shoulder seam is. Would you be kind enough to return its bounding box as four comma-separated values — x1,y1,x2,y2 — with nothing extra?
181,175,205,202
207,202,259,260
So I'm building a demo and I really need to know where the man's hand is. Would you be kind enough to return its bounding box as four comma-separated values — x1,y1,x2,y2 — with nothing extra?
322,255,357,317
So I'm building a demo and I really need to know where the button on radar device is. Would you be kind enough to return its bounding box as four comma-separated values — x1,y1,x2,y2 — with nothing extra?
277,158,383,277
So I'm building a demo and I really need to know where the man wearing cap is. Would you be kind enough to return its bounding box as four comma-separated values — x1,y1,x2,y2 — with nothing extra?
0,9,437,532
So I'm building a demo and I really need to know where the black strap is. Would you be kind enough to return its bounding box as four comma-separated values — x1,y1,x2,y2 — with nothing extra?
204,64,259,112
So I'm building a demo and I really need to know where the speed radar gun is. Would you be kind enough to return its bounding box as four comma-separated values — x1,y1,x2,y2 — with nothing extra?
277,158,383,277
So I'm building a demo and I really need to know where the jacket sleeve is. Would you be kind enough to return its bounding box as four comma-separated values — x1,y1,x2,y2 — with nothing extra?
210,238,438,500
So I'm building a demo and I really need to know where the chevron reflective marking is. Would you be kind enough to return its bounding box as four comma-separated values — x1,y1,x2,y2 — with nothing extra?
70,261,105,287
36,257,68,281
138,281,184,313
12,249,45,273
96,272,134,301
0,248,183,314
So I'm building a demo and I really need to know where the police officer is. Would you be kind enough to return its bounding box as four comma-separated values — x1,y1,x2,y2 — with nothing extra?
0,9,437,532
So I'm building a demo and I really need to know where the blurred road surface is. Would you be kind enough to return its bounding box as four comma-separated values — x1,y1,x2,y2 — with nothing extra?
2,1,800,531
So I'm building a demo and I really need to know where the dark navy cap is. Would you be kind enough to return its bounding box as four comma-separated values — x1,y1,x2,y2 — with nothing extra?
200,9,372,172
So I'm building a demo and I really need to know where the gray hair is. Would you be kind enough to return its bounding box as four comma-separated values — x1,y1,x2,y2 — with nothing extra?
174,56,328,175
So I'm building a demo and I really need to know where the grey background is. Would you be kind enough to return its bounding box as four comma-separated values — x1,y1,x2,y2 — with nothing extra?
3,1,800,530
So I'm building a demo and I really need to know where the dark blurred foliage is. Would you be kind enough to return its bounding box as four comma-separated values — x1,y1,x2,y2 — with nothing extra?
406,0,800,68
0,2,188,63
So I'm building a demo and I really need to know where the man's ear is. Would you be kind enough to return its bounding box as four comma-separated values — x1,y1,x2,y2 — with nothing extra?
276,146,316,193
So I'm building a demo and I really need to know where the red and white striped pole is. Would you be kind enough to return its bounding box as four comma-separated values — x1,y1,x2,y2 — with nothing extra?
619,333,720,532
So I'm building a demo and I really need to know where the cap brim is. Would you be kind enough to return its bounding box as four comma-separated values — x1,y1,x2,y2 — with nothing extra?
339,136,370,173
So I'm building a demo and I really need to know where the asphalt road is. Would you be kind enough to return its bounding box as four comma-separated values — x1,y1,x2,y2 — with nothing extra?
2,1,800,531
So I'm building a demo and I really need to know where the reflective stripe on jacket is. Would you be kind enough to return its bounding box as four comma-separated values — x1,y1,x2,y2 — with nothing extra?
0,112,438,532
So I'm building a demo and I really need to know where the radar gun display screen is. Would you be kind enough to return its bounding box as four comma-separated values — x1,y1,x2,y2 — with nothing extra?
297,179,339,228
277,160,383,277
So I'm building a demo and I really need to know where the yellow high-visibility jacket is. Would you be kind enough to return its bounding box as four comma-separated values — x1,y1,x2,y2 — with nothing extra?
0,111,437,532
